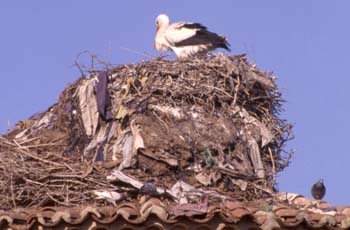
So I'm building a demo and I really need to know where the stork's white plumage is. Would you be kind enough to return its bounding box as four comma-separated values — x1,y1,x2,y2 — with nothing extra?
154,14,230,58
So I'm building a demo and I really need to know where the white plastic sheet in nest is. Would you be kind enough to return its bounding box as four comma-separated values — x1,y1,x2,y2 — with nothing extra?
74,78,99,137
112,119,145,170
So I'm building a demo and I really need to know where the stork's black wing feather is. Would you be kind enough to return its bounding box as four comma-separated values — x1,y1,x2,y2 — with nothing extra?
174,29,231,51
182,23,207,30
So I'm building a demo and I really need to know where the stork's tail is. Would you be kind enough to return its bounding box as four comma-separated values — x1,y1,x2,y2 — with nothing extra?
219,35,231,51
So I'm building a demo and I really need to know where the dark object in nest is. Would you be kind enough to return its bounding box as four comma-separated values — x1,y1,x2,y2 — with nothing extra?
140,179,159,197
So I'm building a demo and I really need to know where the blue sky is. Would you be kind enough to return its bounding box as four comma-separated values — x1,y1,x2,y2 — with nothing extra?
0,1,349,205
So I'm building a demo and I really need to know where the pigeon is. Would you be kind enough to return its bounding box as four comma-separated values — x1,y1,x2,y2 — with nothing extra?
311,179,326,200
140,179,159,197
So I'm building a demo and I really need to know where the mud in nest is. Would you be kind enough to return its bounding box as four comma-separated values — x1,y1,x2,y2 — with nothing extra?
0,54,293,210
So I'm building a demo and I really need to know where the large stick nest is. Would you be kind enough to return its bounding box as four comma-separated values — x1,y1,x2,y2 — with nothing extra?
0,54,292,210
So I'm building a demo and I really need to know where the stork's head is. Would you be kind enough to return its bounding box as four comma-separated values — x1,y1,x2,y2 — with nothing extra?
156,14,170,31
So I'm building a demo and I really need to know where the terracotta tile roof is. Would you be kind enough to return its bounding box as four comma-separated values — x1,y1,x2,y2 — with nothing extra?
1,193,350,230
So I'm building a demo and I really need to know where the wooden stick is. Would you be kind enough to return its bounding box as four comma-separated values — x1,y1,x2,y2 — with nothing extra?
268,147,276,185
13,140,63,167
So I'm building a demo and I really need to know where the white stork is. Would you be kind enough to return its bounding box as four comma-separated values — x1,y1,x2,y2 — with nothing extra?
154,14,230,58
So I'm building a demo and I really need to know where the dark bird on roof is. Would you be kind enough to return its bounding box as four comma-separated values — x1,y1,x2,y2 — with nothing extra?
311,179,326,200
154,14,230,58
140,179,159,197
